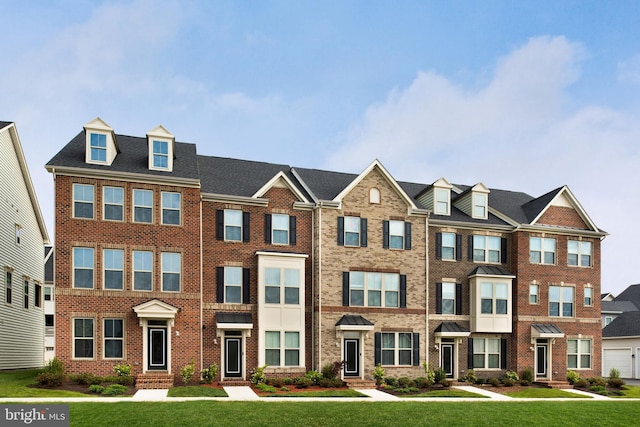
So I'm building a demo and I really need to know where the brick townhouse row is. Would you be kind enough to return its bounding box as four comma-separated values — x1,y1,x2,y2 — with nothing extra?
45,118,606,387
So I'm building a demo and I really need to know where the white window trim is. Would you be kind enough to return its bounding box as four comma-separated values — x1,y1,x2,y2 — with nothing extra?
434,187,451,215
344,216,361,247
87,132,108,164
73,317,95,360
529,237,556,265
133,189,153,224
472,337,501,370
381,332,414,366
473,235,501,264
103,249,124,291
271,213,290,245
441,232,456,260
472,192,488,220
161,192,181,226
567,338,592,370
161,252,181,292
73,247,94,289
529,284,539,305
149,138,173,171
441,282,456,314
224,209,243,242
103,186,124,222
224,266,243,303
73,183,94,219
388,220,405,250
349,271,400,308
568,240,592,267
103,318,125,359
133,250,153,291
549,285,575,317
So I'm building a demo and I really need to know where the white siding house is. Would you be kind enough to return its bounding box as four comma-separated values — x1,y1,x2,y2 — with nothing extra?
0,121,50,369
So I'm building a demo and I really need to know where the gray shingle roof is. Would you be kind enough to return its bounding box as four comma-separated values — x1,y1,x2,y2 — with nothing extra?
335,314,374,327
46,131,200,181
603,311,640,337
602,300,638,313
292,167,358,201
215,312,252,324
614,284,640,309
434,322,470,334
0,121,13,130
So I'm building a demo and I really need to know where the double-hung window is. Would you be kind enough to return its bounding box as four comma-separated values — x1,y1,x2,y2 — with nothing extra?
152,140,169,169
285,332,300,366
568,240,592,267
103,249,124,290
480,282,508,314
5,271,11,304
73,247,94,289
103,187,124,221
104,319,124,359
441,282,456,314
133,189,153,223
265,331,280,365
472,338,501,369
264,267,300,304
271,214,290,245
90,133,107,163
133,251,153,291
383,220,411,250
530,237,556,264
73,184,94,219
436,232,460,260
264,331,299,366
161,252,181,292
161,192,181,225
225,210,242,241
381,332,413,366
74,318,94,359
34,284,41,307
224,266,242,303
338,216,368,247
584,287,593,306
472,236,501,263
529,284,539,304
44,286,52,301
435,188,450,215
549,286,574,317
473,193,487,219
567,339,591,369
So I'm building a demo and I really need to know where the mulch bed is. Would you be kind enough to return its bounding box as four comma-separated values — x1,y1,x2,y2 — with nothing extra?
251,385,351,396
29,381,137,396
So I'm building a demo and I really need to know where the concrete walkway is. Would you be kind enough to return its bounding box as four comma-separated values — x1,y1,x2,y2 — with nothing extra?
454,385,513,400
222,386,260,400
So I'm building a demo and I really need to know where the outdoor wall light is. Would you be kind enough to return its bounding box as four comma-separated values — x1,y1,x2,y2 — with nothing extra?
529,346,535,351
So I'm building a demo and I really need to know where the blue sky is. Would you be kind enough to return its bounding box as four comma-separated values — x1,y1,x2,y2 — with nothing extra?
2,0,639,295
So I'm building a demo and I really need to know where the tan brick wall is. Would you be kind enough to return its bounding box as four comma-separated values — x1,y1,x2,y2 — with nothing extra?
315,168,427,377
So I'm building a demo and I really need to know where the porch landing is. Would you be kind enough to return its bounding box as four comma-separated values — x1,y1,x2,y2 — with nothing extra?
135,372,174,389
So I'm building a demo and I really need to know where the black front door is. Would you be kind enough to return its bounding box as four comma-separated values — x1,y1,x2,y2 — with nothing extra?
344,339,359,377
149,328,167,370
441,344,454,378
225,337,242,377
536,342,548,378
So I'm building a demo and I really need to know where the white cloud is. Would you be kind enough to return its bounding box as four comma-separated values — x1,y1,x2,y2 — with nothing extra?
618,53,640,85
328,36,640,293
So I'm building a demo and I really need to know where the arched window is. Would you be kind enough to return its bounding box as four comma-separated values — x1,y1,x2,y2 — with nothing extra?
370,188,380,204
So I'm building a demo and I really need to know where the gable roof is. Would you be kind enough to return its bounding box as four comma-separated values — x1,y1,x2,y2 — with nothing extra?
603,310,640,337
613,284,640,309
601,300,638,314
46,131,199,183
2,122,50,244
522,186,602,232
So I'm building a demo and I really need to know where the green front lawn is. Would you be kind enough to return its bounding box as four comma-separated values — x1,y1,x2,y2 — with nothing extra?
611,385,640,398
503,388,587,398
63,401,640,426
264,389,366,398
167,386,228,397
0,369,90,398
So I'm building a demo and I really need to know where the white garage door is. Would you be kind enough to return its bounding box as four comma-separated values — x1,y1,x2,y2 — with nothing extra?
603,348,632,378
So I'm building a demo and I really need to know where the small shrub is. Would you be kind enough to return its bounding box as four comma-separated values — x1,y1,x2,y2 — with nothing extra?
574,378,590,388
282,377,292,385
318,378,343,388
294,377,313,388
40,357,65,375
504,370,519,382
201,363,218,384
502,378,516,387
385,377,398,387
440,379,452,388
609,368,621,379
102,384,128,396
607,378,625,389
180,359,196,384
521,367,534,384
35,372,65,387
372,364,385,386
433,368,447,384
271,378,283,388
566,370,580,385
250,365,267,384
113,363,132,377
588,377,607,387
280,387,290,392
398,376,412,387
321,360,345,379
88,384,105,394
519,379,531,386
474,378,485,385
460,370,476,384
255,383,276,393
487,377,501,387
414,377,432,388
69,372,102,386
589,385,606,395
305,370,322,385
102,375,132,386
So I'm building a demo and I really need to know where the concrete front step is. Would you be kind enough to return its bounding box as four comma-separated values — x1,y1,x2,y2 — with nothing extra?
344,379,377,389
136,372,175,389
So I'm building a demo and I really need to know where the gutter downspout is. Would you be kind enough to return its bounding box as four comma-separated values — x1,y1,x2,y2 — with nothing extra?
199,194,204,378
317,206,322,371
425,214,430,370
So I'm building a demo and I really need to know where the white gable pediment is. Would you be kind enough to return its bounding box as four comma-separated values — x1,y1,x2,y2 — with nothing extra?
252,171,310,203
133,299,180,320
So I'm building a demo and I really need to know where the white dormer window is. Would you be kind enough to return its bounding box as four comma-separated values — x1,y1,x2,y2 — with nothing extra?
84,117,118,166
147,125,175,172
473,193,487,219
152,140,169,169
90,133,107,163
435,188,450,215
